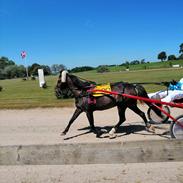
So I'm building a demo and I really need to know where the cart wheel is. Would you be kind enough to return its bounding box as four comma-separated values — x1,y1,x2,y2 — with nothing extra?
147,105,170,124
170,115,183,139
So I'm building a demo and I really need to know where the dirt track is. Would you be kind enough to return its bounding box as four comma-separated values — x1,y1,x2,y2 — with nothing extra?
0,105,183,183
0,105,182,145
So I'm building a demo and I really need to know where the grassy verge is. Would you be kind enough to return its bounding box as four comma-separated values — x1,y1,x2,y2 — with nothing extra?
0,67,183,109
0,76,74,109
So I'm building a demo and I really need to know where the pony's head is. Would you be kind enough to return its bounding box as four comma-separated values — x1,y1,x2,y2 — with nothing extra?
55,70,73,99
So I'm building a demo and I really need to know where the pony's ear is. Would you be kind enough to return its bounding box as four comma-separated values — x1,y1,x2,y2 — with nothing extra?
61,70,68,82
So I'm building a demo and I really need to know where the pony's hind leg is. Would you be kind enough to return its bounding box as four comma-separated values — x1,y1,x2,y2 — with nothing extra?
128,104,155,132
61,108,83,136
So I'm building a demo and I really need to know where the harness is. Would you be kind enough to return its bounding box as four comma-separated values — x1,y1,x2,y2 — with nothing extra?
85,83,126,105
79,83,112,106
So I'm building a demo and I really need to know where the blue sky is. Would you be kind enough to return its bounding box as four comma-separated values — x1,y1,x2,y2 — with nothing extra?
0,0,183,69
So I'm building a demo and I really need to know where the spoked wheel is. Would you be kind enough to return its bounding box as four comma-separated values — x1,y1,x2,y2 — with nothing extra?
170,115,183,139
147,105,170,124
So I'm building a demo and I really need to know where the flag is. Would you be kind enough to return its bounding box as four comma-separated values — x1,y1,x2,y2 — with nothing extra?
21,51,26,59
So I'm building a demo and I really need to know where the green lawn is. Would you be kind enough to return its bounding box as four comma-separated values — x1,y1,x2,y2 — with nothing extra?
0,67,183,109
108,60,183,72
0,76,74,109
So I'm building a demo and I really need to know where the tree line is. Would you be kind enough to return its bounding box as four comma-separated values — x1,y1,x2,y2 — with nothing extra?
1,43,183,79
0,57,65,80
0,57,25,79
157,43,183,61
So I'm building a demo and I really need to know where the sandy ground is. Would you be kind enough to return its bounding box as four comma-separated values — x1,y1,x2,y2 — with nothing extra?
0,105,183,183
0,105,182,145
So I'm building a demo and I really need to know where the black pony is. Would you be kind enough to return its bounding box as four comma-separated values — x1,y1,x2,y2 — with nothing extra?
55,70,161,138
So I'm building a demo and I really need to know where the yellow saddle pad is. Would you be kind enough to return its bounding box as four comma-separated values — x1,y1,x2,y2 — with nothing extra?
92,83,111,97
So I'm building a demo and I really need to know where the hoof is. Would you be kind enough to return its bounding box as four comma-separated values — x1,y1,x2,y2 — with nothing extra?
109,133,117,139
146,125,155,133
96,130,103,138
60,131,66,136
108,128,116,139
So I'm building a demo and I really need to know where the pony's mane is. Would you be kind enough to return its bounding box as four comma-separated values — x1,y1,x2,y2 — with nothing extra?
69,74,93,89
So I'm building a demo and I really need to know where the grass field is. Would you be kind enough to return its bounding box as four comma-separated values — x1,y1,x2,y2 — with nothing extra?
108,60,183,72
0,67,183,109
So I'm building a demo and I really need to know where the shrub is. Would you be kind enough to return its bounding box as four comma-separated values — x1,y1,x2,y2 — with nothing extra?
97,66,109,73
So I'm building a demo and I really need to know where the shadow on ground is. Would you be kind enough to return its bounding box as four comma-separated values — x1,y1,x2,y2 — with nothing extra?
64,122,170,140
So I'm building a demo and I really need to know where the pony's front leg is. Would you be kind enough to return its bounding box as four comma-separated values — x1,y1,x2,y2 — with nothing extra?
109,105,127,139
61,108,83,136
86,111,102,138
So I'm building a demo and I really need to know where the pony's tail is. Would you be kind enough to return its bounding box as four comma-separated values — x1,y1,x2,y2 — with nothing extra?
135,84,162,117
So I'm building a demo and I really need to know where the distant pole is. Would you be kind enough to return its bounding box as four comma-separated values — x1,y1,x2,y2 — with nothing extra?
21,51,29,79
24,57,29,79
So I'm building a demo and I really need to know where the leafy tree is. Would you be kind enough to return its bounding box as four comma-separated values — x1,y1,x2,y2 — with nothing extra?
179,43,183,53
51,64,66,74
8,60,15,65
0,69,7,79
178,54,183,60
130,60,140,65
167,55,176,61
28,63,41,75
96,65,109,73
0,57,15,69
4,65,21,79
140,59,145,64
0,57,9,69
17,65,26,77
71,66,94,73
0,56,52,79
158,51,167,61
41,65,51,75
28,63,51,76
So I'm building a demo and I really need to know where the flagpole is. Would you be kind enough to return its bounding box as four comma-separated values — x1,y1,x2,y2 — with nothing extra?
24,57,29,80
21,51,29,80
